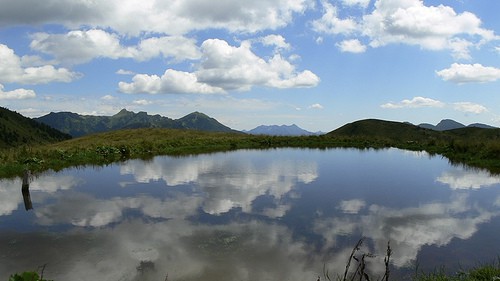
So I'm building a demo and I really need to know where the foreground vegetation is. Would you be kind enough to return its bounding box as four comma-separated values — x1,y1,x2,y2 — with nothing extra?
9,271,52,281
0,123,499,178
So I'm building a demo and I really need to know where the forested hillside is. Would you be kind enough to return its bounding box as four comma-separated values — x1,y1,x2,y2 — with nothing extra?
0,107,71,148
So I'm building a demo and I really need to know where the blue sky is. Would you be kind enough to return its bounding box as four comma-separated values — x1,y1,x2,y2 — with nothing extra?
0,0,499,132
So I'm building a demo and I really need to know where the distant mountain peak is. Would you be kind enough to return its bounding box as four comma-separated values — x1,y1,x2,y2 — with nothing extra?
114,108,133,117
418,119,496,131
435,119,465,131
245,124,320,136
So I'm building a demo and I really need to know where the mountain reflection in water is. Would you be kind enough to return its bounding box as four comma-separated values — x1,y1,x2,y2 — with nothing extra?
0,148,499,281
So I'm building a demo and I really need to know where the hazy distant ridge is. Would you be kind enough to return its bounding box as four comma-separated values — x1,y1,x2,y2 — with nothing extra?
244,124,321,136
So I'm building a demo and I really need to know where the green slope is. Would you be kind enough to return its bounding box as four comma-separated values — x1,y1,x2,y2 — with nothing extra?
328,118,500,143
327,119,442,142
0,107,71,149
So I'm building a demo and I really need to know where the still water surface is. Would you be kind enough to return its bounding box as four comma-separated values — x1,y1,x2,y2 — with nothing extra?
1,148,499,280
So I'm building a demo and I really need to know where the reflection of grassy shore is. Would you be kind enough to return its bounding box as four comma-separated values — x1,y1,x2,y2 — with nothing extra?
413,261,500,281
9,255,500,281
0,127,499,178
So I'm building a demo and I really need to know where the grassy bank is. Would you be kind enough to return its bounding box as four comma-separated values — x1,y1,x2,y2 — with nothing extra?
0,128,499,178
0,129,336,178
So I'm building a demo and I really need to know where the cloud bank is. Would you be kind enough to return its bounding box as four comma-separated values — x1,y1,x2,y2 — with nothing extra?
313,0,497,58
0,0,313,35
381,96,489,115
119,39,320,94
30,30,201,65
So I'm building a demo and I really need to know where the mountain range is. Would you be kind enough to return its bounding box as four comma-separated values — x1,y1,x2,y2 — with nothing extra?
35,109,238,137
418,119,497,131
243,124,322,136
1,106,499,149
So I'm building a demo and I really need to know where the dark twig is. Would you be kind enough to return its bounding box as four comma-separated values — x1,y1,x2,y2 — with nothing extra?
382,241,392,281
38,263,48,281
350,255,361,281
359,254,370,281
343,238,364,281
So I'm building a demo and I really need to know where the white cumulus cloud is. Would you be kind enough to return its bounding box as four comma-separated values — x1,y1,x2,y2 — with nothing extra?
337,39,367,53
116,69,135,75
100,95,116,100
0,44,79,84
436,63,500,84
133,99,153,106
311,1,358,35
313,0,497,59
119,69,224,95
259,34,291,51
309,103,324,109
30,29,201,65
0,84,36,100
381,96,445,109
119,39,319,94
453,102,488,114
362,0,496,58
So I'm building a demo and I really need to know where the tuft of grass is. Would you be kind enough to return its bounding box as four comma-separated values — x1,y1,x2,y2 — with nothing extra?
9,264,52,281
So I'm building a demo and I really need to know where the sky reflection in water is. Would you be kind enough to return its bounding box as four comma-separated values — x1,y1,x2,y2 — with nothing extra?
0,148,499,281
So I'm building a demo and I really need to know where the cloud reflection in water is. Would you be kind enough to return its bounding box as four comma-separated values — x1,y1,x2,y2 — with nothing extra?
0,148,499,281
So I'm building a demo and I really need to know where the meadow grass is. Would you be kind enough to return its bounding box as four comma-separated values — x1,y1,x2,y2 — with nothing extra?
0,129,336,178
0,128,498,178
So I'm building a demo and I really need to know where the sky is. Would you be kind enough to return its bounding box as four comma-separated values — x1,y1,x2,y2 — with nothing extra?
0,0,499,132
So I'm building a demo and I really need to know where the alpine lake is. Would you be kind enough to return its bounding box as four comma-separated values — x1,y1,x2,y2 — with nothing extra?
1,148,499,281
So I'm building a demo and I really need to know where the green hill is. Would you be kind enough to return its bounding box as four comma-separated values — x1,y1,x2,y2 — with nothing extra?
327,119,442,143
446,126,500,140
35,109,236,137
0,107,71,149
327,118,500,143
326,119,500,172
